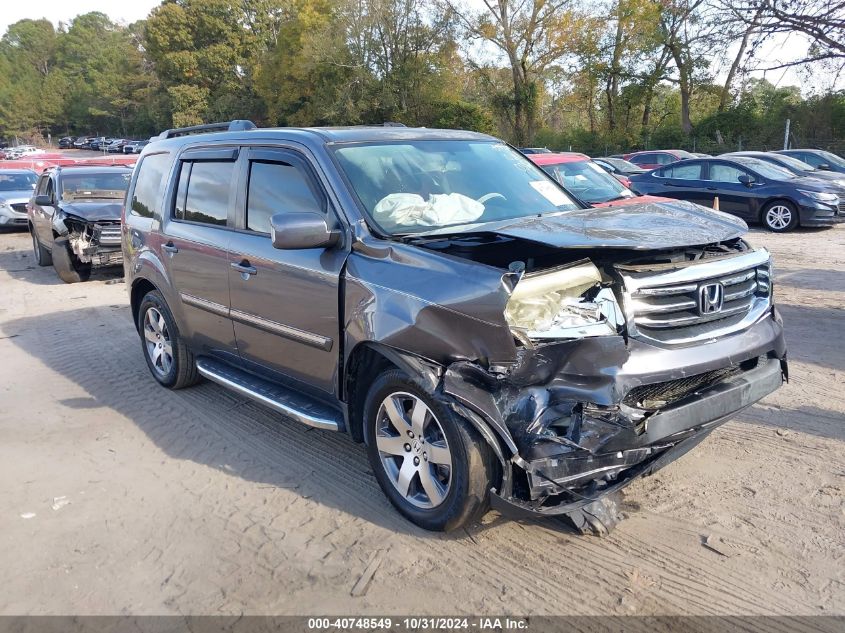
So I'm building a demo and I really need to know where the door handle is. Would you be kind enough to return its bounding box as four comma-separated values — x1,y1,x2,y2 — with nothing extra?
162,242,179,254
706,187,719,191
231,261,257,276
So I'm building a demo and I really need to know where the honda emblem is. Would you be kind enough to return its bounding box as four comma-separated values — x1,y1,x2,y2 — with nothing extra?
698,283,724,315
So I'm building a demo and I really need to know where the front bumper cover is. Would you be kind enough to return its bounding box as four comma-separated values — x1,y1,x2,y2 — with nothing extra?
443,309,787,517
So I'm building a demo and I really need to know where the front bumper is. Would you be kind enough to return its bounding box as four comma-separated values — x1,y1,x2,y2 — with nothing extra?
0,205,28,227
798,201,841,226
445,308,787,516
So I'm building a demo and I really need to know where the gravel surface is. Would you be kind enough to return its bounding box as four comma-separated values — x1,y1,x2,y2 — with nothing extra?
0,225,843,616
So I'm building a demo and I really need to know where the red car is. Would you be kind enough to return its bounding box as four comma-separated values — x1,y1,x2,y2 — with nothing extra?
529,152,667,207
623,149,696,170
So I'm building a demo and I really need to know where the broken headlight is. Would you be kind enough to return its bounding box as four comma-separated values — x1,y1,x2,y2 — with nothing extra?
505,262,623,340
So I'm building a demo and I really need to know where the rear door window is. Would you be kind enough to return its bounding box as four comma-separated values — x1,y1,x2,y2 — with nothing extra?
631,153,655,165
664,162,702,179
174,161,235,226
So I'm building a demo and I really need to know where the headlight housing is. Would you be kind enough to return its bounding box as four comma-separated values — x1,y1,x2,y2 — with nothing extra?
798,189,839,204
504,262,623,340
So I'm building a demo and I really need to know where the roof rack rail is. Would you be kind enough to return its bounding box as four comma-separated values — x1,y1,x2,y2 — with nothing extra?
157,120,257,140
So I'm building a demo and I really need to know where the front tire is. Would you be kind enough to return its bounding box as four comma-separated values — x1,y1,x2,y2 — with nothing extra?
364,369,494,531
137,290,200,389
762,200,799,232
51,236,91,283
30,228,52,266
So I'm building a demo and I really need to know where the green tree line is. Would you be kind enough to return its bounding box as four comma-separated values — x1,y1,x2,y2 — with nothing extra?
1,0,842,153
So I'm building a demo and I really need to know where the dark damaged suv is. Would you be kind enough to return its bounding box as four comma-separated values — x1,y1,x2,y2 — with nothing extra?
123,121,787,532
29,165,131,282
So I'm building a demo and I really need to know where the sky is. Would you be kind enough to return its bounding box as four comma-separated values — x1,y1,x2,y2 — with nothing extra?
0,0,832,94
0,0,161,34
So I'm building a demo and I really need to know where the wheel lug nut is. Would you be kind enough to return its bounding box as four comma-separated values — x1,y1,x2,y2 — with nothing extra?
423,452,427,461
407,431,414,438
404,443,411,452
413,456,420,466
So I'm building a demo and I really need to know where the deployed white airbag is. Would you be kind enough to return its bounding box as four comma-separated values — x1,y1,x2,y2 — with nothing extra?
373,192,484,229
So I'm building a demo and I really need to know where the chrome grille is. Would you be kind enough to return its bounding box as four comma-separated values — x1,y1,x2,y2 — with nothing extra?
94,222,122,245
618,250,772,345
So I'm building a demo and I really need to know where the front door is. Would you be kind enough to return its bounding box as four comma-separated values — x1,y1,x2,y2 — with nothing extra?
32,173,56,243
160,149,238,355
228,147,346,396
704,162,757,219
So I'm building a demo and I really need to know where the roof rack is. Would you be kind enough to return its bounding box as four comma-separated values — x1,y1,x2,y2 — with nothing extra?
41,163,135,172
157,119,257,140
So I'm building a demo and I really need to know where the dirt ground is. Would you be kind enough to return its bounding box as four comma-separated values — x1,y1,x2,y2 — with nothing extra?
0,224,843,617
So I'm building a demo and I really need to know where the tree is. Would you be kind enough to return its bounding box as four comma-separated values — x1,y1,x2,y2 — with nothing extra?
145,0,265,125
447,0,588,145
734,0,845,68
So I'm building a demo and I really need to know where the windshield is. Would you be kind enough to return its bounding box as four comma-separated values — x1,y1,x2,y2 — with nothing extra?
0,172,37,191
732,158,796,180
333,140,579,235
60,172,132,200
816,150,845,168
541,160,632,203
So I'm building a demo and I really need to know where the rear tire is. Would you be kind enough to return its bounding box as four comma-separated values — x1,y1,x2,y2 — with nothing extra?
30,228,52,266
364,369,494,532
52,236,91,283
761,200,799,232
137,290,200,389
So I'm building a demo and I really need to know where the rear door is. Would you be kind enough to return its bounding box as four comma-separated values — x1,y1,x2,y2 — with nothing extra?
704,161,758,219
159,148,238,355
651,161,709,205
227,147,347,396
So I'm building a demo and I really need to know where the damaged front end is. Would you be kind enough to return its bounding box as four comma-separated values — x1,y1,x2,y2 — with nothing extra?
433,240,787,519
54,212,123,266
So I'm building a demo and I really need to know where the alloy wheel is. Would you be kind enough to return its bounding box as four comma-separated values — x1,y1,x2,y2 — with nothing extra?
143,307,173,377
374,391,452,509
765,205,793,230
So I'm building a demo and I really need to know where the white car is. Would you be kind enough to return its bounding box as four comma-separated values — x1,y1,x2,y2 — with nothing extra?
0,169,38,229
5,146,43,160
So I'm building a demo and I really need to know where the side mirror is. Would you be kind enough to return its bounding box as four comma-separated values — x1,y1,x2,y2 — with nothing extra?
818,163,832,171
737,174,754,187
269,212,340,250
34,194,53,206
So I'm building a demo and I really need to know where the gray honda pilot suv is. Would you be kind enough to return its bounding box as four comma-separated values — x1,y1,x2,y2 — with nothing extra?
123,121,787,532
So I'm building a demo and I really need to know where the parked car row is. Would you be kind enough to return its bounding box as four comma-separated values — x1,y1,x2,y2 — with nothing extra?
0,145,45,160
519,146,844,232
61,136,149,153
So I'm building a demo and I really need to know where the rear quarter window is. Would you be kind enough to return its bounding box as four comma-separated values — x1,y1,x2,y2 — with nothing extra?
130,153,171,218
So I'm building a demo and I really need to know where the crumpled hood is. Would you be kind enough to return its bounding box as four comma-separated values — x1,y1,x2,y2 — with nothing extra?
59,200,123,222
488,199,747,250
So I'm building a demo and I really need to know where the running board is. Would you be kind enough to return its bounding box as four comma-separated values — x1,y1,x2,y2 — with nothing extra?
195,358,341,431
